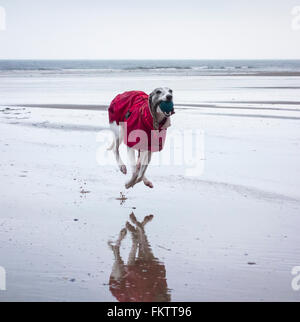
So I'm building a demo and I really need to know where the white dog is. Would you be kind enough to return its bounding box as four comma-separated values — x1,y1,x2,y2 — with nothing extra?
108,87,174,189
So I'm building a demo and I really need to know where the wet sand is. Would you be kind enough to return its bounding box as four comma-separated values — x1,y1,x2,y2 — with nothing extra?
231,72,300,77
6,104,109,111
7,100,300,111
0,104,300,302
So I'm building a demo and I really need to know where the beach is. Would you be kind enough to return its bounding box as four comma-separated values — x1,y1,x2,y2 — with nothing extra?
0,60,300,301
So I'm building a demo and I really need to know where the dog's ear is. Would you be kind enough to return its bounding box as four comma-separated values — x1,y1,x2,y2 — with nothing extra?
149,90,154,106
149,91,159,130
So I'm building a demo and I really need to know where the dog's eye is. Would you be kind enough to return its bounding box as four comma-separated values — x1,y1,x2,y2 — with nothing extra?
156,90,162,95
169,90,173,93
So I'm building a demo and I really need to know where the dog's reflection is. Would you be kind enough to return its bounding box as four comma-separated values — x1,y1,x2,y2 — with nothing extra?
108,213,171,302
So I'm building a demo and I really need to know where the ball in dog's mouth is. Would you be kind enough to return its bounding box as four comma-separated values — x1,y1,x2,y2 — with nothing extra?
159,101,174,117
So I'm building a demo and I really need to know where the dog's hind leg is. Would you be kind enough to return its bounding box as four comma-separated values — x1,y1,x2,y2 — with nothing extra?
115,137,127,175
110,122,127,175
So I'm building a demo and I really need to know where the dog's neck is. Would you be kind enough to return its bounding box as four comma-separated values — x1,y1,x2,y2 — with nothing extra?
156,111,166,123
160,115,171,129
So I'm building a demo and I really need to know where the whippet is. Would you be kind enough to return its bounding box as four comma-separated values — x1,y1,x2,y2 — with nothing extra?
108,87,174,189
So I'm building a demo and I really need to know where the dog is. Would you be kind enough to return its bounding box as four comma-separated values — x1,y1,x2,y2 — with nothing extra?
108,87,174,189
108,213,170,302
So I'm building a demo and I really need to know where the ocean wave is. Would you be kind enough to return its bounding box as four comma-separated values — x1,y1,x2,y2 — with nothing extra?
0,65,254,72
123,66,193,71
0,60,299,75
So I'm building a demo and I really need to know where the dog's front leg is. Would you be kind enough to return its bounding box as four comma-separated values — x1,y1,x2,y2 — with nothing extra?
125,172,139,189
125,151,152,189
129,213,155,261
126,221,138,265
136,151,152,187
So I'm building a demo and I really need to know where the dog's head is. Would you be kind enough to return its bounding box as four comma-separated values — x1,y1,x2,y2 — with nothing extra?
149,87,174,129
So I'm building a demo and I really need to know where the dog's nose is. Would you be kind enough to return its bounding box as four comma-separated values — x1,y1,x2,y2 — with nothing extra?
166,95,173,101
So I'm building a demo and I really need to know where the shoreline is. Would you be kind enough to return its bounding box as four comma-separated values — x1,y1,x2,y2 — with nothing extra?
1,104,109,111
2,101,300,113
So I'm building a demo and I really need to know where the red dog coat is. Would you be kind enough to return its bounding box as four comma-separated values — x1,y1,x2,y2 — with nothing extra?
108,91,168,152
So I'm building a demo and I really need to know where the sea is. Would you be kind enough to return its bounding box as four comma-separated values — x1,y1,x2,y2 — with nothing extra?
0,60,300,106
0,59,300,75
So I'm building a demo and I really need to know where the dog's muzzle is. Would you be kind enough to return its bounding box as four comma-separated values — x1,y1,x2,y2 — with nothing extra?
164,110,175,117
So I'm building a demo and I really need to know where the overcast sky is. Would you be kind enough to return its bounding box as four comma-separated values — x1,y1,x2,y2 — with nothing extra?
0,0,299,59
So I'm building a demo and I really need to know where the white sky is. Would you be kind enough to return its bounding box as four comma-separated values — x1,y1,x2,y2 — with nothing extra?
0,0,299,59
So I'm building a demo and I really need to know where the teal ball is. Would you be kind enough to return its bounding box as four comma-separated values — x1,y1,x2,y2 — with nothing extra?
159,101,174,113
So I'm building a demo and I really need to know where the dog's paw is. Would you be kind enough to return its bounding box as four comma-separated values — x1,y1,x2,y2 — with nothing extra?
119,165,127,175
125,177,138,189
143,179,154,188
125,182,133,189
129,212,138,224
130,213,144,230
142,215,154,226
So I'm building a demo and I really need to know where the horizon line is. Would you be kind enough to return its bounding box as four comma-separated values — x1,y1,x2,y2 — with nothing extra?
0,58,300,61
